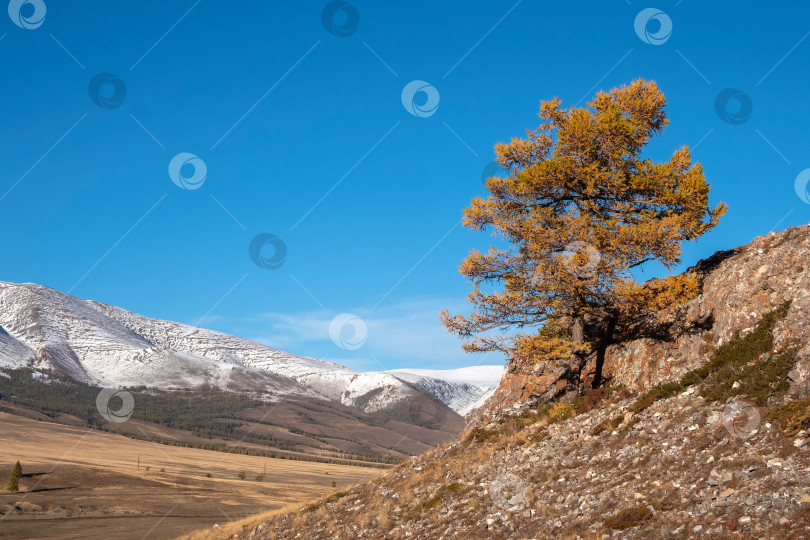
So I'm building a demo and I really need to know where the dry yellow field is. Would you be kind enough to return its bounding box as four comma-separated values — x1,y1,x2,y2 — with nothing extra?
0,412,383,539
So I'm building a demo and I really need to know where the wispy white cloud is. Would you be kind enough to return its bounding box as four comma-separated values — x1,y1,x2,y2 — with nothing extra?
215,297,504,371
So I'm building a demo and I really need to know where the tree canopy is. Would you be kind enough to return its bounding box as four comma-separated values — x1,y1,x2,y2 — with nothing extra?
442,79,725,382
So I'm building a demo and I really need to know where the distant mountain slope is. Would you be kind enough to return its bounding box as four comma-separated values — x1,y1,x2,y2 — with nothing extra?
0,281,499,418
0,282,319,397
385,366,504,415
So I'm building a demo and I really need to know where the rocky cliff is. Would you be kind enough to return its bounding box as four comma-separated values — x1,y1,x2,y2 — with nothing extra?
476,225,810,421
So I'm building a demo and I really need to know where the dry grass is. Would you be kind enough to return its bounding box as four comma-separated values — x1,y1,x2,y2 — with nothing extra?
603,505,653,530
178,502,307,540
768,396,810,435
463,425,505,444
303,490,349,513
560,533,607,540
0,412,376,539
412,482,467,515
701,347,796,405
590,415,623,436
574,386,628,414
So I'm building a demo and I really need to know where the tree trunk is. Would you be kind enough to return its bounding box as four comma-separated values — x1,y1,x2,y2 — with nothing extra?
572,315,584,346
567,313,586,395
592,316,616,389
568,291,588,396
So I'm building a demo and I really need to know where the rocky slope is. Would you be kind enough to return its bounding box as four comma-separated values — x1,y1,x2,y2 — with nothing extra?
199,225,810,539
241,385,810,539
0,281,499,416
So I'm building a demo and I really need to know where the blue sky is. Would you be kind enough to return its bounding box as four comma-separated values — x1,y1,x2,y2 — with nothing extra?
1,1,808,371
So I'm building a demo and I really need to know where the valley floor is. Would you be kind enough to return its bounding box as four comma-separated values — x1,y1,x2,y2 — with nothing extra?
0,412,380,539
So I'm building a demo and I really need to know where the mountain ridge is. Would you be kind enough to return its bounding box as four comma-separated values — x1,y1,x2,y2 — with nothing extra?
0,281,502,416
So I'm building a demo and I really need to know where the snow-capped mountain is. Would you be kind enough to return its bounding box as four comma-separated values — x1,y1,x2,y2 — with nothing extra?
0,281,321,397
385,366,505,415
0,281,503,415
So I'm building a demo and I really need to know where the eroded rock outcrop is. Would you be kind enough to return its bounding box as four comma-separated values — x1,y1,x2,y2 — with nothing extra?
477,225,810,420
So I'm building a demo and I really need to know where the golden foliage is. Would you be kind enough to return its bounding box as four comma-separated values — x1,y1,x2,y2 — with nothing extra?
442,79,725,366
615,273,702,316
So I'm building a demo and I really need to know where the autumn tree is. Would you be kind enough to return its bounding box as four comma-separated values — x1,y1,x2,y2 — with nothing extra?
7,470,19,493
442,80,725,393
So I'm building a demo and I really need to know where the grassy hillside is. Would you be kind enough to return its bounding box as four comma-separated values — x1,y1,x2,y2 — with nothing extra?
0,368,461,467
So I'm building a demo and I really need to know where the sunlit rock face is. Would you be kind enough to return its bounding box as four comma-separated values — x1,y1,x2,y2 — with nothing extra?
476,225,810,421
